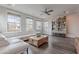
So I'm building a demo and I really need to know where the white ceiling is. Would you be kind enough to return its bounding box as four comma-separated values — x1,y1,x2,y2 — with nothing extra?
0,4,79,20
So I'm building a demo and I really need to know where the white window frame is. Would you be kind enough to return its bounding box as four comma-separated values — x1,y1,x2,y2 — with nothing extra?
36,21,42,31
43,22,49,34
26,18,34,32
7,13,21,33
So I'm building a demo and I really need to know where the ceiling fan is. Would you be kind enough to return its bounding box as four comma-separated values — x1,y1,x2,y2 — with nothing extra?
41,8,54,15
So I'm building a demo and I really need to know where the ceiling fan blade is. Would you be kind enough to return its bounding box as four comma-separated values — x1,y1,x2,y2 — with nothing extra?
48,14,50,15
48,10,53,12
41,8,53,15
46,13,50,15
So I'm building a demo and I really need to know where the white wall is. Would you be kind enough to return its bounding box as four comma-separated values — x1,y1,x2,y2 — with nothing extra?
66,13,79,38
43,21,52,35
48,21,52,35
0,7,7,33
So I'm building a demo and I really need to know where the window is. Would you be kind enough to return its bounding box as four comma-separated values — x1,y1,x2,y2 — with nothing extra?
7,13,21,32
36,21,42,31
43,22,48,34
26,18,33,32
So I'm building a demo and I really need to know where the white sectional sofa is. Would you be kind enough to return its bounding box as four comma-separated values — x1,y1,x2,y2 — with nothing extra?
0,34,29,54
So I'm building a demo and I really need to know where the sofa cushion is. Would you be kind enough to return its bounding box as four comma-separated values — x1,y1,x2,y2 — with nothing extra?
0,34,9,47
7,38,23,44
0,42,29,54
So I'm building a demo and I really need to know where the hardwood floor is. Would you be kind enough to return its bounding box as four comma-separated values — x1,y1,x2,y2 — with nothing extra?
27,36,76,54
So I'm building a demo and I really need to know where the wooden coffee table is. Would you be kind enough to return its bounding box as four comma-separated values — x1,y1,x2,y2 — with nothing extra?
28,35,48,47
